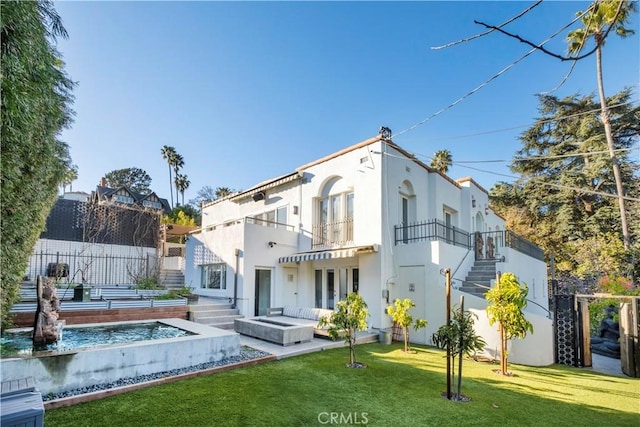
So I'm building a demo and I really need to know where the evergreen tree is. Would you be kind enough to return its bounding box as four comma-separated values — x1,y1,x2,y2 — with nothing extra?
1,0,75,327
490,90,639,276
104,167,152,194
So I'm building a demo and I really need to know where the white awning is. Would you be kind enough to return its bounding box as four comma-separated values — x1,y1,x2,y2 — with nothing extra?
278,245,378,264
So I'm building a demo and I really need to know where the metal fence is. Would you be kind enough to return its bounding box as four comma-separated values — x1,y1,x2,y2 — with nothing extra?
504,230,545,261
394,219,471,248
25,250,158,285
312,218,354,248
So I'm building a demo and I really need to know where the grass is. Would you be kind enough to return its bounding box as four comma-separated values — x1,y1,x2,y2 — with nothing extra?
45,343,639,426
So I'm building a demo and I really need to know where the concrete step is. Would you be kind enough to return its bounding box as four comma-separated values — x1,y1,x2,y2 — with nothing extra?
159,270,185,286
469,265,497,272
196,314,244,327
474,260,497,265
358,334,380,345
189,303,233,312
459,281,490,297
191,308,239,318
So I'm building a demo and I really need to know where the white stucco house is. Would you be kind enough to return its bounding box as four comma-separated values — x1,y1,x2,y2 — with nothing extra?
185,134,554,366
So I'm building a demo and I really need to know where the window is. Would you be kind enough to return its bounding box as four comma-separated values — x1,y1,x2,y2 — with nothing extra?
143,200,162,209
315,191,354,246
276,206,288,229
201,263,227,289
114,194,133,204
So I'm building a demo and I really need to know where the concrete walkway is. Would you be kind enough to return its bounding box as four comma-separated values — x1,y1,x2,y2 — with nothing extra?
586,353,625,377
239,331,378,360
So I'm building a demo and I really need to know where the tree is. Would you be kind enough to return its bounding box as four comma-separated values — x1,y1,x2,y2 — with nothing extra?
567,0,637,250
318,293,369,367
174,173,190,206
189,186,237,211
386,298,427,353
60,164,78,194
189,185,216,209
104,167,152,194
171,153,184,207
431,149,452,174
1,0,75,328
485,273,533,375
215,186,233,199
432,299,486,401
161,145,177,209
490,90,639,276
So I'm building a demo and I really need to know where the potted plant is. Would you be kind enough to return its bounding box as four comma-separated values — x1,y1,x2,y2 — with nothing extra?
176,286,199,304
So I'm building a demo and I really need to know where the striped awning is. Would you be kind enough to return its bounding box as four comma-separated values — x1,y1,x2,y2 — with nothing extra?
278,245,378,264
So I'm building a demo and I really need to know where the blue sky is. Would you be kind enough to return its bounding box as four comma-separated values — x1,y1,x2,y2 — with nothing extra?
54,1,639,205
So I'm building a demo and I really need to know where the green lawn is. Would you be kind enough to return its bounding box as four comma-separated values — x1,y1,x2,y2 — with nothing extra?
45,343,639,426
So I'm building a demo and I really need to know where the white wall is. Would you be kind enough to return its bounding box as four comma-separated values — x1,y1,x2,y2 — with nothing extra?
470,308,554,366
300,141,384,249
28,239,157,285
497,248,550,316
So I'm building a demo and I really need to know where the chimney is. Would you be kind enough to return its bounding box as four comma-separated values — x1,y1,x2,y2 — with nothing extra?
100,177,107,187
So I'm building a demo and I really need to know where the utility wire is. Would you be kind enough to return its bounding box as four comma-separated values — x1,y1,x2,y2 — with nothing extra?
381,142,638,165
540,2,595,94
376,149,640,201
393,7,591,140
430,1,543,50
412,100,636,143
454,163,640,202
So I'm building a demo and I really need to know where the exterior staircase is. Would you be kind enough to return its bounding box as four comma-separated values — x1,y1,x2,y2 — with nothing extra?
460,259,497,298
159,269,184,289
188,302,243,330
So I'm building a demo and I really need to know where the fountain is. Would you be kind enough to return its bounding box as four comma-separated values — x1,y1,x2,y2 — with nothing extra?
2,318,240,396
32,276,61,347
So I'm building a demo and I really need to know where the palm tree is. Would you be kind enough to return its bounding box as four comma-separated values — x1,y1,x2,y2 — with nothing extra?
431,149,452,174
175,174,190,206
171,153,184,205
60,164,78,194
215,186,232,199
161,146,177,209
567,0,636,249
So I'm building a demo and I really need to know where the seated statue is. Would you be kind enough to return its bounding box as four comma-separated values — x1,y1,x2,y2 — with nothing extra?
486,236,495,259
475,232,484,259
590,305,620,359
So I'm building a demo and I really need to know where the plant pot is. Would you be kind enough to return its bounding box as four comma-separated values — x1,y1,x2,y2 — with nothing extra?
184,294,199,304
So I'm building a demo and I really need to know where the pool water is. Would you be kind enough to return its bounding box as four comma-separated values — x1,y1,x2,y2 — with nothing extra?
1,322,195,357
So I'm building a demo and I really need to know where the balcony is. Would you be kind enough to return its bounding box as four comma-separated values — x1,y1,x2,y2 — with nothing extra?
394,220,544,262
312,218,354,248
394,219,470,248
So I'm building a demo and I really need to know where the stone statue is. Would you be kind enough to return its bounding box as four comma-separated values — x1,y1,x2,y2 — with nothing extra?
475,232,484,259
590,305,620,359
32,276,61,346
486,236,495,259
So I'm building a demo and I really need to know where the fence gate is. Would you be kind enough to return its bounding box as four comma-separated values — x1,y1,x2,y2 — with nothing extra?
554,293,581,367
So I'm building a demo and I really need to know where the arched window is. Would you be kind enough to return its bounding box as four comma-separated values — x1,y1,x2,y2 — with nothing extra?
399,180,416,243
315,177,354,247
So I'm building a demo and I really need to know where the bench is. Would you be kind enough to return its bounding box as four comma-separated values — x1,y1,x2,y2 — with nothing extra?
264,306,335,337
1,377,44,427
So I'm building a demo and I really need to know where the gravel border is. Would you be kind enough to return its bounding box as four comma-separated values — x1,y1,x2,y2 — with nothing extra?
43,346,271,402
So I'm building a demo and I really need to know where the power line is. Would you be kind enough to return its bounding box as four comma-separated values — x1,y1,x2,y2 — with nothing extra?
454,163,640,202
430,1,544,50
377,146,639,167
393,4,590,140
412,100,636,143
